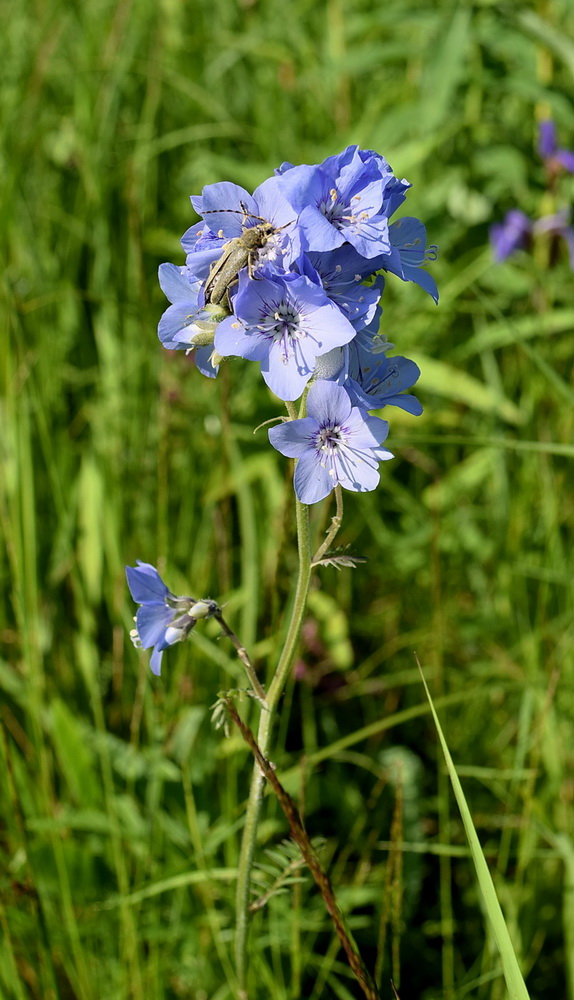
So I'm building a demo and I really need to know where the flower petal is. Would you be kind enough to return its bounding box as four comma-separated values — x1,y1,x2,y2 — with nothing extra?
338,459,381,494
306,380,352,427
136,603,175,649
158,263,199,304
293,452,334,504
126,563,170,603
150,645,164,676
268,418,317,457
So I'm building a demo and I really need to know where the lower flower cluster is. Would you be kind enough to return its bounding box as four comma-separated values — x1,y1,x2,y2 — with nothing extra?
158,145,438,503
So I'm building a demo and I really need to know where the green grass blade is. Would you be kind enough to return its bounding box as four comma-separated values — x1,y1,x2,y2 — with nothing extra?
417,661,531,1000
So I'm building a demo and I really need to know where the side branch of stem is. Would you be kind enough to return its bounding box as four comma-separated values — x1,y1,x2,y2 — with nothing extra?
225,697,380,1000
312,484,344,565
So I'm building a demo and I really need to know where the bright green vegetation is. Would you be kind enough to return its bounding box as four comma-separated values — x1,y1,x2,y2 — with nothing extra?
2,1,574,997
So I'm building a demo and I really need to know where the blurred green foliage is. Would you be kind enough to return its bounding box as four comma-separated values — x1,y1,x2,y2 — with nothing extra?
1,0,574,997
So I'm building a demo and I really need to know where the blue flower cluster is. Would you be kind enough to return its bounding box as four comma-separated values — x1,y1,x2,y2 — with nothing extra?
159,145,437,503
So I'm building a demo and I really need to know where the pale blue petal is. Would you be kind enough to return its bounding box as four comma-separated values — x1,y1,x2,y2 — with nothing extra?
199,182,258,236
306,380,352,427
214,317,269,362
338,460,381,494
194,346,220,378
150,646,164,676
344,411,389,449
126,563,170,603
136,603,174,648
158,303,202,349
268,418,317,457
294,452,334,504
158,263,199,304
297,204,344,253
262,339,316,401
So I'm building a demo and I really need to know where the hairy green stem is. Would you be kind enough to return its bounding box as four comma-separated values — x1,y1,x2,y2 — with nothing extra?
235,496,311,997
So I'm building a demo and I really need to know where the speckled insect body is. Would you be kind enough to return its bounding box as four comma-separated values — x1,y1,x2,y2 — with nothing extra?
203,211,283,307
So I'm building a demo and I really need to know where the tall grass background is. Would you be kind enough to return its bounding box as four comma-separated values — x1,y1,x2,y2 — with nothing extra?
2,1,574,997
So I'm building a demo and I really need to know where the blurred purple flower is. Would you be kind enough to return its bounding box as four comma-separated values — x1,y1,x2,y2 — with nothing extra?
538,120,574,174
490,210,532,262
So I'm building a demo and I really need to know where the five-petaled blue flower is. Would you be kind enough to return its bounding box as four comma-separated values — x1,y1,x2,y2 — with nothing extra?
268,380,393,504
276,145,409,261
126,561,218,675
214,269,356,401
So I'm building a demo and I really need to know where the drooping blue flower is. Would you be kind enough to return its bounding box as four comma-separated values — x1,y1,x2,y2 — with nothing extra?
490,210,532,262
214,269,356,401
126,561,217,675
157,263,226,378
374,217,439,303
276,145,409,260
268,379,393,503
344,347,423,415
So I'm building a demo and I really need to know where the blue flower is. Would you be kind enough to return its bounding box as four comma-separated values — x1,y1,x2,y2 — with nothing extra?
126,562,217,675
490,210,532,262
268,379,393,503
214,269,356,401
345,347,423,415
276,145,408,260
377,217,439,303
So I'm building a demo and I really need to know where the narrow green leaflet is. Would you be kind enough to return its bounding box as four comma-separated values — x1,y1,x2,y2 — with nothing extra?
418,663,531,1000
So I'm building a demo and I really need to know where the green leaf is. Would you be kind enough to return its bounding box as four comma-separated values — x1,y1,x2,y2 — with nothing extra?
418,663,531,1000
